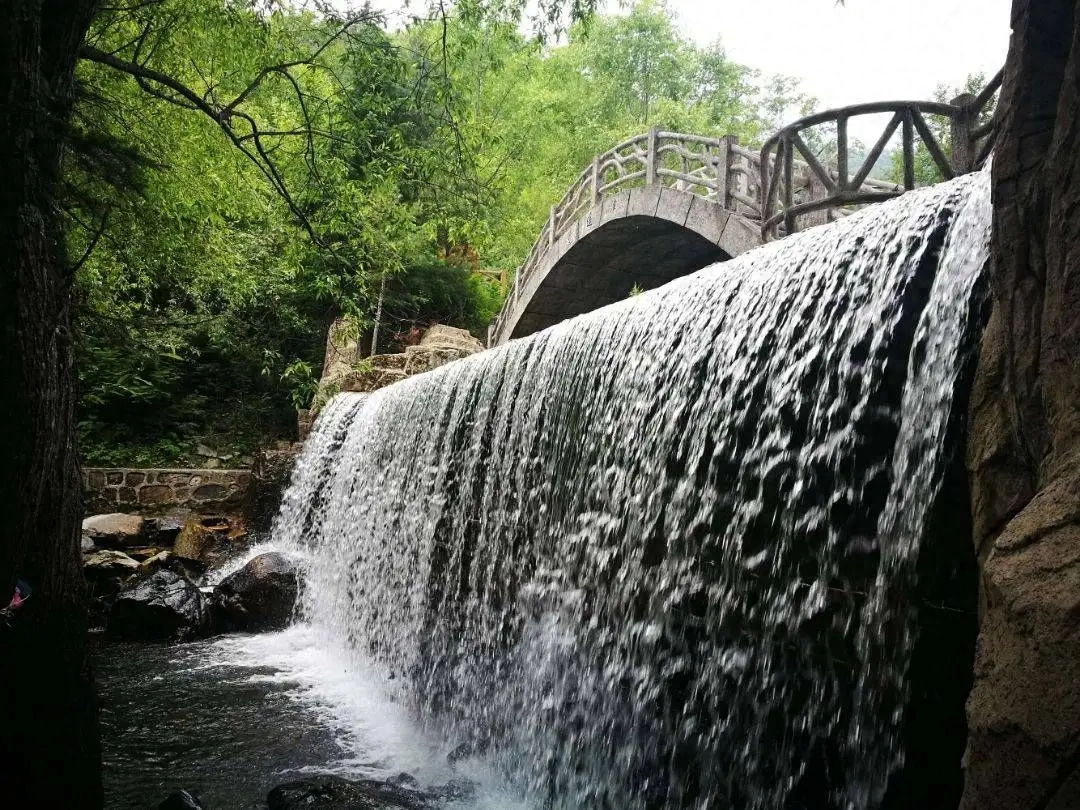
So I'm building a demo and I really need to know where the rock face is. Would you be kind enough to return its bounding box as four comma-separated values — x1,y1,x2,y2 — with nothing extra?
308,322,485,423
251,447,300,533
214,552,299,631
402,326,484,375
963,2,1080,808
82,513,149,548
109,569,209,641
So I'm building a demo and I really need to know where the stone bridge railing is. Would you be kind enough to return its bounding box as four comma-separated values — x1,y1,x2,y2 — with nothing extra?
760,69,1003,239
488,70,1003,346
531,129,764,273
488,130,764,343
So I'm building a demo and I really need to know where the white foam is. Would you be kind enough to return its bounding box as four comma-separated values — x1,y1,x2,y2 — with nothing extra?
183,623,530,809
203,541,307,586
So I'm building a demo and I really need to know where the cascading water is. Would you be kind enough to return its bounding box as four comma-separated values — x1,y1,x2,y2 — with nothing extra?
274,170,991,809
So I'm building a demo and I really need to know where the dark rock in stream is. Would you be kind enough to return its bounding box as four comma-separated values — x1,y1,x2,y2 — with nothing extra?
267,775,476,809
109,569,210,641
268,776,433,809
214,552,299,632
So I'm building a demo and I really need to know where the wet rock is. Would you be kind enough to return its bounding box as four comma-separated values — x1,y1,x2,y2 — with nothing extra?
152,512,189,546
140,550,173,570
166,555,209,583
84,549,143,628
267,776,435,809
174,515,245,567
214,552,299,632
429,780,476,805
84,549,141,575
82,513,149,549
109,569,209,641
266,776,477,809
158,790,204,809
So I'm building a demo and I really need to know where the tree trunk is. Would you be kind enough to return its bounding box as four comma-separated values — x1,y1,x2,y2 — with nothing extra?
0,0,102,805
964,1,1080,807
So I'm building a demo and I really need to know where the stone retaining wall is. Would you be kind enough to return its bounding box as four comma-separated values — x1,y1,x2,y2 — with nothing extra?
84,467,253,514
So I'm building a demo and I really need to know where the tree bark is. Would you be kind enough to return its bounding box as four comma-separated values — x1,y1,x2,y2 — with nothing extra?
964,1,1080,807
0,0,102,805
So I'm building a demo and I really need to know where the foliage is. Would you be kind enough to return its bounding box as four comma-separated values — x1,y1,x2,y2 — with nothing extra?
403,0,818,280
69,0,815,464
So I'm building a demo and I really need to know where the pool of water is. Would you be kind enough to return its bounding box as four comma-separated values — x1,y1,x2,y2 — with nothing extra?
95,625,527,809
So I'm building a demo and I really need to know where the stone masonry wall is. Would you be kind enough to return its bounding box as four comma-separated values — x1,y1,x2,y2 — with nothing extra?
84,467,253,515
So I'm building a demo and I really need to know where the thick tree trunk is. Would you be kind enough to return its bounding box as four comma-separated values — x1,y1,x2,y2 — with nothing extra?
964,0,1080,807
0,0,102,805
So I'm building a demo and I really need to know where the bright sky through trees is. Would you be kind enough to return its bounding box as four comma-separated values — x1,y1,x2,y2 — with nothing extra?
365,0,1011,140
663,0,1010,133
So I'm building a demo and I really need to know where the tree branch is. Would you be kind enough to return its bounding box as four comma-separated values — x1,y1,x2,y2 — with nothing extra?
78,43,337,259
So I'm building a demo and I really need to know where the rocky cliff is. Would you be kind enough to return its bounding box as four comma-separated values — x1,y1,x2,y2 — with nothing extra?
964,1,1080,807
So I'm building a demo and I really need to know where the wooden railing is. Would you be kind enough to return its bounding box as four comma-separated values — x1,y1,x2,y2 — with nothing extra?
760,69,1003,240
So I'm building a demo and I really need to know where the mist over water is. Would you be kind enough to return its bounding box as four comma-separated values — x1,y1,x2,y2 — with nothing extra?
268,170,990,809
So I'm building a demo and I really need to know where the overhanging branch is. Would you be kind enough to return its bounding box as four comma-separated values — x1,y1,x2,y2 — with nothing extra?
77,43,337,258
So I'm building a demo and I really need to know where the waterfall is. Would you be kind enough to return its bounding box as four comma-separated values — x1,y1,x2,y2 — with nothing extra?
275,170,991,809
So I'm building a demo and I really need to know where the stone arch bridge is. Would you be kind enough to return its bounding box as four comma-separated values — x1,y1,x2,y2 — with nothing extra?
487,72,1002,347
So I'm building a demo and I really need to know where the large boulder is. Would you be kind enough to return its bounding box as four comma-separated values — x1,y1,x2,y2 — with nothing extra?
309,322,485,419
109,569,209,641
418,324,484,353
214,552,299,632
153,512,189,546
82,513,149,549
341,366,408,394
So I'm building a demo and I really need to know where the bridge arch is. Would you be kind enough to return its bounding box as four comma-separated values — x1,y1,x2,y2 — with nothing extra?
495,185,760,343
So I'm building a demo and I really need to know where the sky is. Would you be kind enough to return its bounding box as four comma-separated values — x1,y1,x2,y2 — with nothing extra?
661,0,1011,114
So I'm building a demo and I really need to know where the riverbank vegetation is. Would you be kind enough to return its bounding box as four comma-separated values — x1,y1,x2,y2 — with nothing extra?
72,0,825,465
